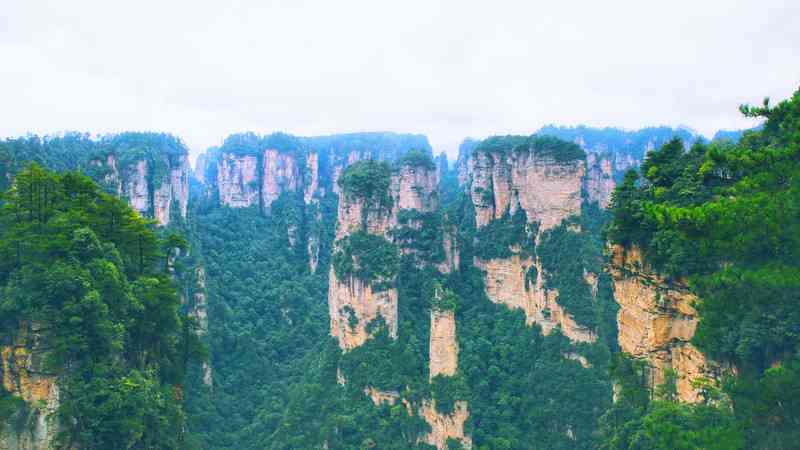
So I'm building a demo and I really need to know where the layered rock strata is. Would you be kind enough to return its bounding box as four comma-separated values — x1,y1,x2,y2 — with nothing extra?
1,324,60,450
466,147,593,343
468,150,584,231
609,245,716,402
474,254,596,343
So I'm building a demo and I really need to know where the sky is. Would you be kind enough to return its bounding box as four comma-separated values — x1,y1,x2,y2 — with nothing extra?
1,1,799,163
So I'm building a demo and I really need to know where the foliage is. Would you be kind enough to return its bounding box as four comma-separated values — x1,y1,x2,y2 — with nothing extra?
607,87,800,447
473,135,586,162
397,149,437,170
599,354,744,450
392,210,445,264
472,209,533,260
538,217,598,329
0,164,202,448
332,231,399,289
181,199,328,449
337,160,394,208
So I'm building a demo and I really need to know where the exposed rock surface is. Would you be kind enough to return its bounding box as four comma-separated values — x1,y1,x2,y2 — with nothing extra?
419,400,472,450
261,149,299,211
468,150,584,231
465,146,592,343
437,222,460,274
475,254,596,343
98,153,189,226
328,276,399,350
217,153,260,208
584,153,615,208
609,245,716,402
396,164,438,213
429,309,458,380
188,266,212,387
1,324,60,450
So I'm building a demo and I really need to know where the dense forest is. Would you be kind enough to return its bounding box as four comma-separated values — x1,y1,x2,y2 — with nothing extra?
0,87,797,450
602,90,800,449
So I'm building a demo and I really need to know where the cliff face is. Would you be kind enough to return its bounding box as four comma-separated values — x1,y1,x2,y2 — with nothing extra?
468,150,584,231
609,245,715,402
429,309,458,380
0,325,60,450
99,153,190,226
329,178,399,350
420,400,471,450
466,147,594,343
262,149,300,211
217,153,260,208
584,153,615,208
474,254,596,343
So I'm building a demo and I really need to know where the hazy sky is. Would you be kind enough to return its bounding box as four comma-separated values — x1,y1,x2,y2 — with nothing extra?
2,1,798,162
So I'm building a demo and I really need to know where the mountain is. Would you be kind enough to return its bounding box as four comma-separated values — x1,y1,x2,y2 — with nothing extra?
0,97,794,449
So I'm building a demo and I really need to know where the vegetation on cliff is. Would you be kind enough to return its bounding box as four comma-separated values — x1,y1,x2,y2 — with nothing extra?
605,88,800,449
0,164,204,448
332,231,399,289
473,135,586,162
337,159,393,208
397,149,437,170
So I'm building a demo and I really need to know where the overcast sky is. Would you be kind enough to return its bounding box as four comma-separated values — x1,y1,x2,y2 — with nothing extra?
2,1,798,162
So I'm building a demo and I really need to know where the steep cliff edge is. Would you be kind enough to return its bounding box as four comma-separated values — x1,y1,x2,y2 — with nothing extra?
328,160,400,350
1,325,60,450
609,245,716,402
466,136,595,343
88,133,191,226
424,297,472,450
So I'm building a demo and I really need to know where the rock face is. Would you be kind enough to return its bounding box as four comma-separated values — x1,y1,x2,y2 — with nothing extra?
217,153,260,208
98,152,189,226
1,324,60,450
437,222,460,274
396,164,438,213
584,153,615,208
189,266,213,387
429,309,458,380
465,146,593,343
420,400,472,450
329,172,399,350
468,150,584,231
609,245,716,402
262,149,300,211
474,254,596,343
328,276,399,350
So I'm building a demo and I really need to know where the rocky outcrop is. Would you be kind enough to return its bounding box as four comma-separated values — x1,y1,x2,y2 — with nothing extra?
329,158,445,349
437,222,460,274
475,254,596,343
429,309,458,380
396,164,438,213
217,153,260,208
1,324,60,450
152,154,190,225
329,276,399,350
304,152,320,204
96,152,189,226
262,149,300,211
584,153,615,208
189,266,212,387
419,400,472,450
609,245,716,402
468,150,584,231
465,145,592,343
329,166,399,349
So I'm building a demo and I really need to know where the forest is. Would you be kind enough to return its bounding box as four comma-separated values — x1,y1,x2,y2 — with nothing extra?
0,89,797,450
